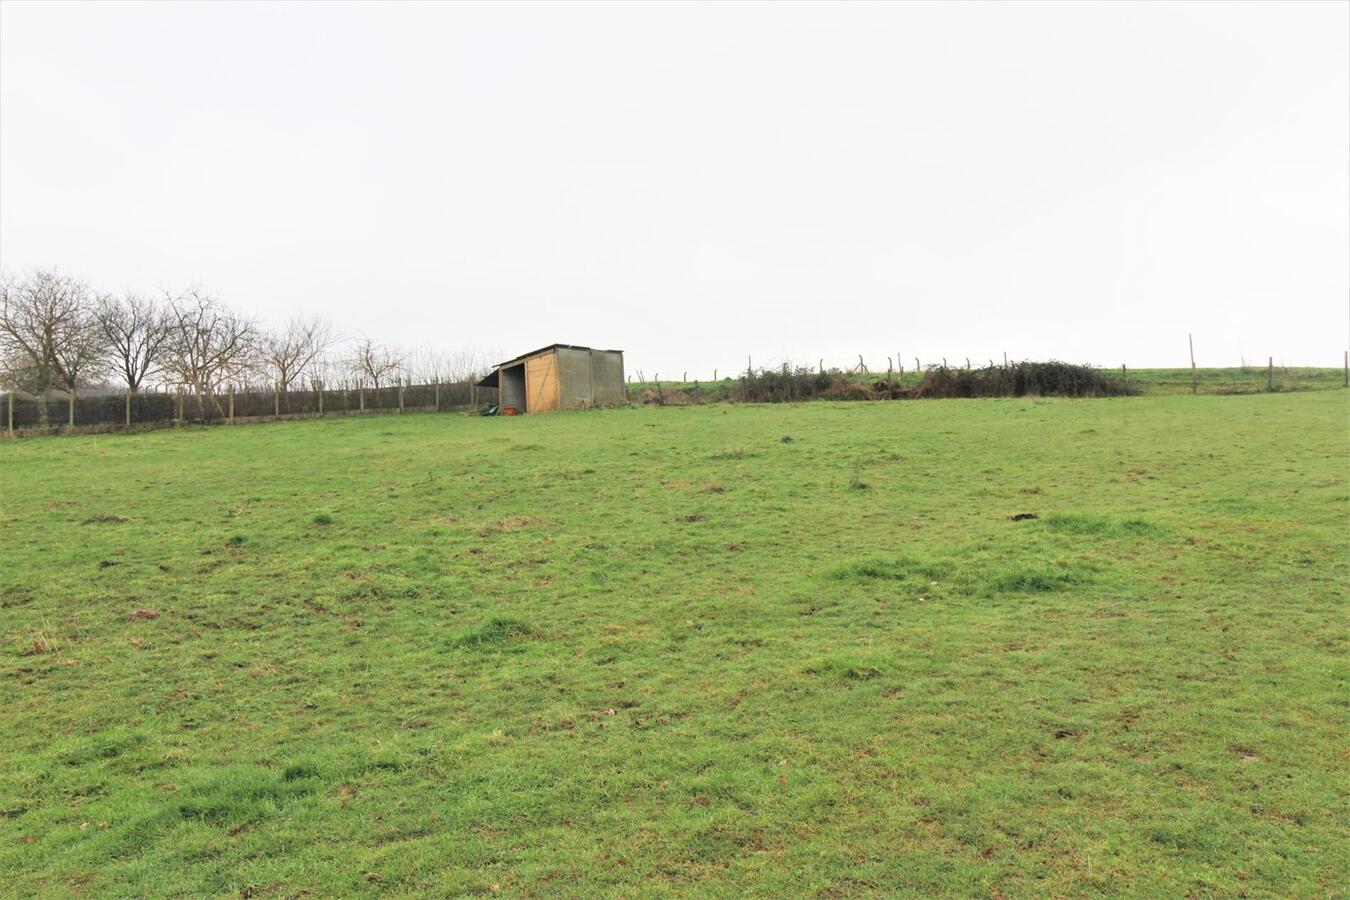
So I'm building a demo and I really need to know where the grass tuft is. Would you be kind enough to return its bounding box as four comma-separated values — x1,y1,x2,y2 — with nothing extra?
448,617,537,649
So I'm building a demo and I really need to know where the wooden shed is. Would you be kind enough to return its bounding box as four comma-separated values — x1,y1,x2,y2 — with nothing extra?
475,344,625,413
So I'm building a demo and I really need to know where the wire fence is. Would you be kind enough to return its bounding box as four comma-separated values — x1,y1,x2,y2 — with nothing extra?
2,380,499,439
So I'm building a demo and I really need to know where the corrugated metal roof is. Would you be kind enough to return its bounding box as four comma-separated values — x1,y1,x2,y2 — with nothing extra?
492,343,623,368
475,344,624,387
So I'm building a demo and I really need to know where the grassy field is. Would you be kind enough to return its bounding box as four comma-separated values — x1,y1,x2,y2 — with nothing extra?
647,366,1347,402
1,392,1347,896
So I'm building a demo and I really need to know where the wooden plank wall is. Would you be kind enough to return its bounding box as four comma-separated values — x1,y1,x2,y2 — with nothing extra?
524,350,560,413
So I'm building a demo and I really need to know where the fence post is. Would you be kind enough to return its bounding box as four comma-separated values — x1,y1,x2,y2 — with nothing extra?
1268,357,1273,392
318,381,324,417
176,385,184,426
228,384,235,424
399,382,405,414
359,387,365,413
125,388,131,428
434,380,440,411
274,386,280,419
471,381,476,409
68,389,76,429
1189,333,1197,394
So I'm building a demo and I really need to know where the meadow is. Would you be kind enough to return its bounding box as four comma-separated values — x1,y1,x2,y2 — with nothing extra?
1,391,1346,897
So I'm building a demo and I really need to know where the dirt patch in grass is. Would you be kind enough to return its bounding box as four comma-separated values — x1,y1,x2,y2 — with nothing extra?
83,514,128,524
479,516,545,536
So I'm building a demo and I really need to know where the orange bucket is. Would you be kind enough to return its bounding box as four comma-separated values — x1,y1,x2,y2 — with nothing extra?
502,406,519,416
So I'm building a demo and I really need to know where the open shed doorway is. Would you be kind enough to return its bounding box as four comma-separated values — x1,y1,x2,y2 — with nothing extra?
499,363,527,412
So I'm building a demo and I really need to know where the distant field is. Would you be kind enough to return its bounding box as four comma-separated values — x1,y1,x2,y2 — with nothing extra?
642,366,1347,401
1,392,1346,896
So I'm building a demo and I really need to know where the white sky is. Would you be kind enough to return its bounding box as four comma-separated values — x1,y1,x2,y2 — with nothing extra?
1,0,1346,374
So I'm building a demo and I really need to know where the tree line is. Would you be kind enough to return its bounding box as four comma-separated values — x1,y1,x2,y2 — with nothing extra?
0,269,495,422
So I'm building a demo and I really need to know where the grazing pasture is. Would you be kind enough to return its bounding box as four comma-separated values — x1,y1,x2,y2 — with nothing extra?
1,392,1346,896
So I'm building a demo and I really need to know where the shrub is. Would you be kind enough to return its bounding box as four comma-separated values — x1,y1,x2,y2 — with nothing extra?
914,361,1134,398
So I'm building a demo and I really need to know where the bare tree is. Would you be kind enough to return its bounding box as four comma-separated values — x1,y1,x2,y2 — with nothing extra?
97,293,170,393
406,345,500,384
162,288,258,417
349,336,405,389
0,270,106,391
261,315,334,392
0,270,107,425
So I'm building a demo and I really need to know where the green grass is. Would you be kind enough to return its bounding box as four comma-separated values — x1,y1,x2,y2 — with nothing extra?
1,392,1347,896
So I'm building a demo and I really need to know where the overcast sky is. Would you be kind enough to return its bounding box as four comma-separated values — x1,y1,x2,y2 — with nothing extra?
1,1,1346,375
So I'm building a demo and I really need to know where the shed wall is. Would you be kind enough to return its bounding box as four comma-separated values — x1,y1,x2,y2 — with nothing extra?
524,351,560,413
557,347,595,409
589,349,626,405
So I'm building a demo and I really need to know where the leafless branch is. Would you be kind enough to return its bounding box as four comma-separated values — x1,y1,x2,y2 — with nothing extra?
262,315,335,392
162,288,259,415
97,293,170,392
0,269,107,394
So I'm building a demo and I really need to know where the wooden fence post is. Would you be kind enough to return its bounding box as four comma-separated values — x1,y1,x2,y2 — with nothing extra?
359,387,365,413
434,380,440,411
228,384,235,424
1268,357,1273,392
125,389,131,428
68,389,75,429
399,383,405,414
1189,334,1197,394
318,382,324,417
